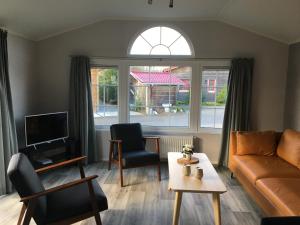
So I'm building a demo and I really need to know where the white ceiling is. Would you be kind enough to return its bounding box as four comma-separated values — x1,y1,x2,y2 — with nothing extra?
0,0,299,43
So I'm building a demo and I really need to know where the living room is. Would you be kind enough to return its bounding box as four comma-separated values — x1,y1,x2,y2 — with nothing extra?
0,1,299,225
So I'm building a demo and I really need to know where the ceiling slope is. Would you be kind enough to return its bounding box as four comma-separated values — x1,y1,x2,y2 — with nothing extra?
0,0,299,43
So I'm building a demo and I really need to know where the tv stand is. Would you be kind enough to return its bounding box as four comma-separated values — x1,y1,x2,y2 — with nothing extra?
19,138,79,169
35,157,53,165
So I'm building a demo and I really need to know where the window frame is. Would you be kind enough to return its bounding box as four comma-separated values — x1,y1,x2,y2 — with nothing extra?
90,58,230,134
91,66,119,125
198,63,231,133
127,25,195,59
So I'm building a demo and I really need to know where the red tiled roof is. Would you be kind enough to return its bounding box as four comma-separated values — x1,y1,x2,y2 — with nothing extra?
182,79,191,88
130,71,184,85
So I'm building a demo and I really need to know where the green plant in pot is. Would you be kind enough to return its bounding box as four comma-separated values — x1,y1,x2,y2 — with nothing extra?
182,144,194,160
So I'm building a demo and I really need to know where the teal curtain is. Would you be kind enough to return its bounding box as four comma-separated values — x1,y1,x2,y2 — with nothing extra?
0,29,18,195
69,56,97,163
219,58,254,166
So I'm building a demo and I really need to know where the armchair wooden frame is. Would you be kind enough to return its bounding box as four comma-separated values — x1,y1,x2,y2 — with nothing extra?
108,136,161,187
17,156,103,225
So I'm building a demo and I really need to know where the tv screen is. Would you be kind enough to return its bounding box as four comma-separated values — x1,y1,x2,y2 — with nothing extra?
25,112,69,146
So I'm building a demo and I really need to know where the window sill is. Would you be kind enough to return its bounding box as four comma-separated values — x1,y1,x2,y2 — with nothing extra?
95,125,222,135
198,128,223,134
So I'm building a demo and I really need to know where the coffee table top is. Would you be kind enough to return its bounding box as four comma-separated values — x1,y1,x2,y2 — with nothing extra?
168,152,227,193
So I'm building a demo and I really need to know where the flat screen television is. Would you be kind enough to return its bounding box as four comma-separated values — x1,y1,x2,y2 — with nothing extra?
25,112,69,146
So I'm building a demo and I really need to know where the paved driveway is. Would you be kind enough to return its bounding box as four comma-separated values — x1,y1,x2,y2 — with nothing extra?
94,106,225,128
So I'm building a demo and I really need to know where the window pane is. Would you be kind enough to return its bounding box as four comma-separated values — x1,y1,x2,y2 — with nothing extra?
200,107,215,128
200,69,229,128
151,45,170,55
130,36,151,55
169,36,191,55
141,27,160,46
129,66,191,127
129,26,192,56
161,27,181,47
91,67,119,126
215,107,225,128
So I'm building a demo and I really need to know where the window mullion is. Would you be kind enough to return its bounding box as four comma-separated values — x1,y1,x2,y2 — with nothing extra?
118,62,129,123
190,62,201,132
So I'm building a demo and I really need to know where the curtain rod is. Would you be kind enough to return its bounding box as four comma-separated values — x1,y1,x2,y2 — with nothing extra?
69,55,232,61
0,26,7,32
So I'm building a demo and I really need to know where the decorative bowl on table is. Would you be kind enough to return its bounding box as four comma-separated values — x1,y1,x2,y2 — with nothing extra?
177,144,199,164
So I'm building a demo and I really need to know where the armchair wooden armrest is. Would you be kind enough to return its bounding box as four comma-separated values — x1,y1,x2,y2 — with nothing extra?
35,156,87,174
20,175,98,202
143,136,160,154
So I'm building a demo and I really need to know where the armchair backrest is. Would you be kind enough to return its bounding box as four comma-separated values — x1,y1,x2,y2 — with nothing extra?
110,123,145,153
7,153,47,224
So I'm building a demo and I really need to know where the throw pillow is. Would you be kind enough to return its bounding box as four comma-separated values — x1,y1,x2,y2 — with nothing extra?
236,131,277,156
277,129,300,169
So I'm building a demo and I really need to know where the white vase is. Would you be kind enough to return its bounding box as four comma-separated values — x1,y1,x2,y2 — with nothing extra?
186,154,192,161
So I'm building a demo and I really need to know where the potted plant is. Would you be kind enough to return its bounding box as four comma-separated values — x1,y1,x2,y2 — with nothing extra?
182,144,194,160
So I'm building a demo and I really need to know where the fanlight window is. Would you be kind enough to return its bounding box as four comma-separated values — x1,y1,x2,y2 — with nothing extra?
130,26,192,56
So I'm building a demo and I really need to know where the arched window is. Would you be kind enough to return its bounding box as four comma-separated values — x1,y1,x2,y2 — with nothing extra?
129,26,192,56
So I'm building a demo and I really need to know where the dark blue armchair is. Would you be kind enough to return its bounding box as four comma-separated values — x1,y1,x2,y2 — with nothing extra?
7,153,108,225
261,217,300,225
109,123,161,187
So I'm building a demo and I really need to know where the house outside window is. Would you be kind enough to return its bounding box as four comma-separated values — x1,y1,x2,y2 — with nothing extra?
129,66,191,127
207,79,216,93
91,67,119,126
200,69,229,129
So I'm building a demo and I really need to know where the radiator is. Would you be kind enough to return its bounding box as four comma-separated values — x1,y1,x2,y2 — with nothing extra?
146,136,194,159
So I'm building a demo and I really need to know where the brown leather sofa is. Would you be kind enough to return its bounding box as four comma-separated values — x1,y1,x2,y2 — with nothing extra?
229,129,300,216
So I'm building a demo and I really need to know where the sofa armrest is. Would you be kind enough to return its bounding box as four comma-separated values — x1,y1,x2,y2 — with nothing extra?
228,131,238,171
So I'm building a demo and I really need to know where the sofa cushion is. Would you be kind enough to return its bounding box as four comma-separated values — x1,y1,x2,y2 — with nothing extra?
233,155,300,184
236,131,277,156
256,178,300,216
277,129,300,169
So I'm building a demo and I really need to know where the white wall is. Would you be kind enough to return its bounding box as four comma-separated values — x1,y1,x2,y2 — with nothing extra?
7,34,37,147
35,20,289,163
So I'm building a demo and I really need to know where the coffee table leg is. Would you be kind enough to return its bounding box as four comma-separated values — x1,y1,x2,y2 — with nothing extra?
212,193,221,225
172,191,183,225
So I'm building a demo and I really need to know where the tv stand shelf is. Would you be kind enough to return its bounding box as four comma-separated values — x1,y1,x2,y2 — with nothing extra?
19,138,79,169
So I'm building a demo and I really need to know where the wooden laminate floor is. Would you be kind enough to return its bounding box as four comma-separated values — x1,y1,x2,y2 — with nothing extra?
0,162,263,225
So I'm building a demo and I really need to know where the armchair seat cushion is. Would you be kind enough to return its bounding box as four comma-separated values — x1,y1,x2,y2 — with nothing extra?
46,180,108,224
121,151,160,168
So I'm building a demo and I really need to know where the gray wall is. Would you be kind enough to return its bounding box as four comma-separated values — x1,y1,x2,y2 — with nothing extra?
284,42,300,129
7,34,37,147
35,20,289,163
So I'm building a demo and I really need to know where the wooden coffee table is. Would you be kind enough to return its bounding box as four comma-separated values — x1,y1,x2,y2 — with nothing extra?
168,152,227,225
